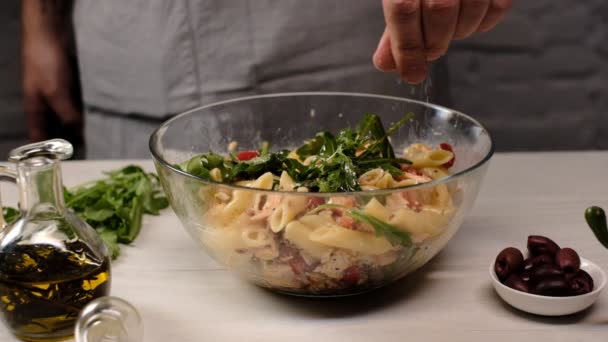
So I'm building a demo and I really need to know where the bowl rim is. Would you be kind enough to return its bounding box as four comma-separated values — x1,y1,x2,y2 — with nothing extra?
149,91,495,195
489,257,607,300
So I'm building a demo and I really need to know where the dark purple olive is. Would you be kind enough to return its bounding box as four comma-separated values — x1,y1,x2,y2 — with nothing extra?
527,235,560,257
505,274,530,293
532,275,570,297
569,270,594,295
555,248,581,274
494,247,524,281
529,264,563,284
521,270,531,282
523,254,554,271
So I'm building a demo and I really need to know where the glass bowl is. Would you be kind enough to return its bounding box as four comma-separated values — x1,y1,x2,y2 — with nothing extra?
149,92,494,297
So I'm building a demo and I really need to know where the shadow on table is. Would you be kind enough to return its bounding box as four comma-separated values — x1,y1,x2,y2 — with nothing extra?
251,252,448,319
481,284,600,324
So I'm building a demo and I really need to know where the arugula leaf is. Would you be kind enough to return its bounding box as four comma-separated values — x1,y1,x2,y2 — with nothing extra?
357,113,394,158
98,229,120,259
183,112,414,193
296,133,325,159
385,112,414,137
355,112,414,162
84,207,115,222
65,165,169,258
2,165,167,259
185,156,210,179
117,195,143,243
310,204,412,247
149,196,169,213
317,132,338,157
315,150,360,192
347,210,412,247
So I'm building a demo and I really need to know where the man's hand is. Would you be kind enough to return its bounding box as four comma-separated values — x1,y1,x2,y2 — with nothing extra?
373,0,513,84
22,0,82,142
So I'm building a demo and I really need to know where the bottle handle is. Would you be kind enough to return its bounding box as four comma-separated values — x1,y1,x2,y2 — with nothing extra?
8,139,73,163
0,165,18,229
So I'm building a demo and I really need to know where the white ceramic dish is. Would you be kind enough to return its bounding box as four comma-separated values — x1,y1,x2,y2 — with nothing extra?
490,257,606,316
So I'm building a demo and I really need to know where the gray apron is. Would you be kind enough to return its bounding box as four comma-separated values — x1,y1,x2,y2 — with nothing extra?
74,0,449,159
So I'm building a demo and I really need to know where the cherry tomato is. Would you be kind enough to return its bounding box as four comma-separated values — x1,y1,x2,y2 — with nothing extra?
236,151,260,161
439,143,455,168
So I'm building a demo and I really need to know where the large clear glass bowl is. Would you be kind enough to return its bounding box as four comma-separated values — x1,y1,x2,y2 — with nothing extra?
149,92,493,297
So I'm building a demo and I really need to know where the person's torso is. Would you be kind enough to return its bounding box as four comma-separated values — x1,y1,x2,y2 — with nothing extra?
74,0,447,118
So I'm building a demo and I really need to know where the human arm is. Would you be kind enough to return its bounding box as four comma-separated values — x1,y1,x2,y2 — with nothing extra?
21,0,82,142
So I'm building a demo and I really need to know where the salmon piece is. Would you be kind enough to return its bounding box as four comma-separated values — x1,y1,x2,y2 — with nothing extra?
403,172,432,183
329,196,357,207
307,197,325,209
402,191,423,212
337,215,355,229
249,194,282,221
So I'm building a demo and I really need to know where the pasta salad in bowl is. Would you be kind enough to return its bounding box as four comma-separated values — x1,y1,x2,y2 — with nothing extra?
150,92,493,296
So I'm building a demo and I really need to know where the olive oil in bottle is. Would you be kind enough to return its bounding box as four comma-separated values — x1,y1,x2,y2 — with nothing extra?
0,242,110,341
0,140,112,341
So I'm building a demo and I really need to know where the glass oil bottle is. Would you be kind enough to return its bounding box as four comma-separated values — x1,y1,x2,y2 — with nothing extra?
0,139,111,341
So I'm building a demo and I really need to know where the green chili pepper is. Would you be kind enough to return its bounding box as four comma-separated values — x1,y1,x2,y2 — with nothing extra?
585,206,608,249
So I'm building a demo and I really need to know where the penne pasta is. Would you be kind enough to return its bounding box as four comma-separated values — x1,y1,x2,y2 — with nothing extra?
269,196,308,233
363,198,392,222
284,221,331,258
310,225,393,255
183,114,461,294
411,149,454,168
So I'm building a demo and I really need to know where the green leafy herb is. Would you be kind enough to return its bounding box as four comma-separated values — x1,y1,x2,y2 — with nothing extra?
311,204,412,247
181,113,414,192
65,165,168,259
356,113,396,159
2,166,168,259
98,229,120,259
348,210,412,247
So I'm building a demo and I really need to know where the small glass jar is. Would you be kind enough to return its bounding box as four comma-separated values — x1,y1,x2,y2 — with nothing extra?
75,296,143,342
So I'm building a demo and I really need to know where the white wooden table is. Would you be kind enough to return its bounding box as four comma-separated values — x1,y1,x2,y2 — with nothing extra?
2,153,608,341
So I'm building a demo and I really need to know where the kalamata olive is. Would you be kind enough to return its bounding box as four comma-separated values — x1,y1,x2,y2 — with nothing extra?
527,235,560,256
529,263,563,284
505,274,530,293
555,248,581,274
494,247,524,281
532,275,570,297
569,270,594,295
521,270,531,282
523,254,553,271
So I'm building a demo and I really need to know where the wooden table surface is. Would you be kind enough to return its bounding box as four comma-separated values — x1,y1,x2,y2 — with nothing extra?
2,152,608,341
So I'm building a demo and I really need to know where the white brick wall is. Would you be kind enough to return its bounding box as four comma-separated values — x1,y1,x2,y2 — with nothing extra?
0,1,606,155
